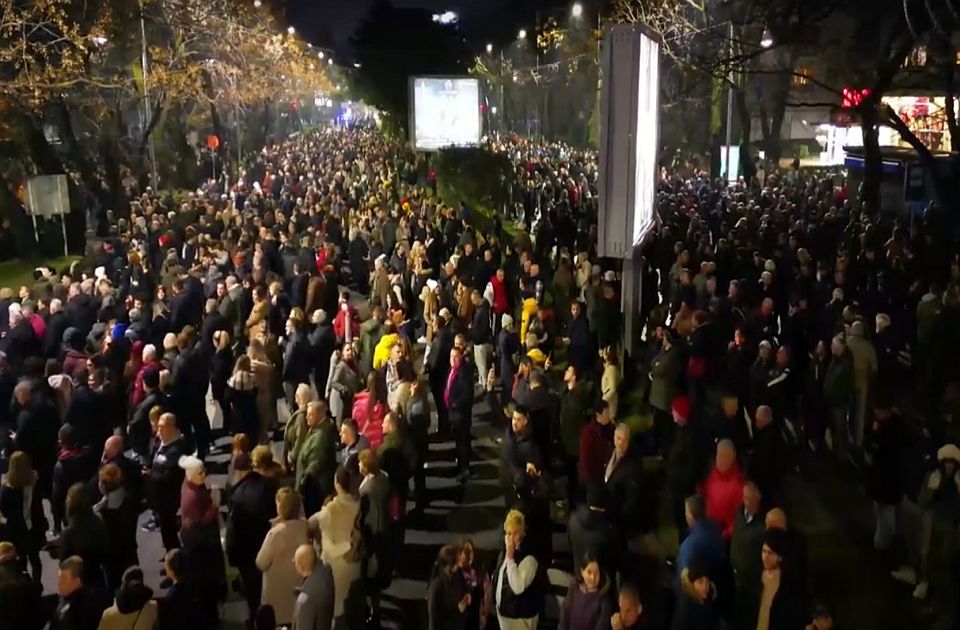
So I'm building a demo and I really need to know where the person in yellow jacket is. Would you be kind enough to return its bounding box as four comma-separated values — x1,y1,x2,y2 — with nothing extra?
372,329,399,370
520,297,538,345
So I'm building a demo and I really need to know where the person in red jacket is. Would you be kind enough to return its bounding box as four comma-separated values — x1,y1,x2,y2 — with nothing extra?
701,439,745,540
578,400,615,492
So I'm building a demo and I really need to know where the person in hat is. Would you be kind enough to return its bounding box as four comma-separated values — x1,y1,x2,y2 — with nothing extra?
915,443,960,612
666,396,697,539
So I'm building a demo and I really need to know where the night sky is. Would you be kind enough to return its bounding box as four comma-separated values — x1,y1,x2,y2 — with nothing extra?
286,0,589,56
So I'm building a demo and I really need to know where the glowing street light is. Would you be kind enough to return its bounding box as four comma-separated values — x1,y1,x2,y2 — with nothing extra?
318,51,325,59
253,0,261,7
432,11,458,25
92,35,108,46
353,62,361,68
287,25,296,35
486,43,493,54
518,28,527,39
760,29,773,48
328,58,334,65
571,2,584,18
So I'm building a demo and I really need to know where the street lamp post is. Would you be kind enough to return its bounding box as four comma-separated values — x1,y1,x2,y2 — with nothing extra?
724,21,735,184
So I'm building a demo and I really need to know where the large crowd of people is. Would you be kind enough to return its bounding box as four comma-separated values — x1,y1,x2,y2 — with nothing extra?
0,120,957,630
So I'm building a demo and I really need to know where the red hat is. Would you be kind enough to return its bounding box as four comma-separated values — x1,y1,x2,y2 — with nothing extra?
672,395,690,420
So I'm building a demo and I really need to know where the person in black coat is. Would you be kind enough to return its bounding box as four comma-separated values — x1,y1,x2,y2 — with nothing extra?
12,381,59,498
199,298,228,352
44,300,70,359
51,425,98,535
282,311,313,405
63,373,110,455
171,330,209,458
446,346,475,480
349,231,370,290
94,462,141,591
568,485,622,579
59,484,109,590
147,414,188,552
3,313,40,370
748,405,787,504
867,400,903,550
564,301,593,378
50,556,109,630
208,332,233,412
502,406,543,504
308,311,336,395
0,451,47,582
0,544,44,630
427,545,469,630
604,424,645,536
158,549,208,628
225,452,279,619
428,313,456,435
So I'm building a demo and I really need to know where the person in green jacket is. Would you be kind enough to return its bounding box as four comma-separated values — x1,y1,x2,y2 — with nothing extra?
824,335,854,460
283,383,316,474
359,306,385,377
559,365,590,508
296,400,337,516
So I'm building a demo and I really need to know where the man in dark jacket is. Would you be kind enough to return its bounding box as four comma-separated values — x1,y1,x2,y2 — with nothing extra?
171,329,208,457
604,423,644,536
563,301,593,378
13,381,59,497
44,298,69,358
446,346,475,480
470,291,492,385
730,481,766,629
578,401,615,493
559,365,590,508
51,425,97,534
516,370,557,474
283,312,313,406
567,485,622,578
748,405,787,503
147,414,188,552
868,399,903,550
502,405,543,502
308,310,336,395
428,310,455,435
50,556,108,630
158,549,205,628
226,452,279,619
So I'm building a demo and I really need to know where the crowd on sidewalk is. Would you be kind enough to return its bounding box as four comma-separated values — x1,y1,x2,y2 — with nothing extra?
0,122,957,630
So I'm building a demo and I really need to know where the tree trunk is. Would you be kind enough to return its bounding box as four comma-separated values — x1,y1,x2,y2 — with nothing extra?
944,58,960,153
860,103,882,214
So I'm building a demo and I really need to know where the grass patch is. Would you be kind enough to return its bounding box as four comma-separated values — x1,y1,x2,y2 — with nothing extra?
0,256,80,291
434,147,520,240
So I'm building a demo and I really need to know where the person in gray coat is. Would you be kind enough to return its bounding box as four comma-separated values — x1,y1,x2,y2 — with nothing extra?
292,544,335,630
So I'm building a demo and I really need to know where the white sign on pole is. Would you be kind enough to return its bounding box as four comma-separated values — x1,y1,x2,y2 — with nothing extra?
24,174,71,257
720,145,741,183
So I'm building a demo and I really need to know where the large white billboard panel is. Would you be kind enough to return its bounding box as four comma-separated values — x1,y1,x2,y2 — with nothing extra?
410,77,482,151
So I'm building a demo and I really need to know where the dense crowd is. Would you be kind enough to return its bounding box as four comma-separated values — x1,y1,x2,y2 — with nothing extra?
0,121,958,630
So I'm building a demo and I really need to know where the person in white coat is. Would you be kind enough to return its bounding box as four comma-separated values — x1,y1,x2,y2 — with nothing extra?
257,487,310,626
309,467,363,625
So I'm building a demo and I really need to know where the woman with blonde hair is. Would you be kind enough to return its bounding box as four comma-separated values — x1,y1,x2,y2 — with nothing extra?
600,346,622,419
252,444,284,480
0,451,46,582
495,509,540,630
256,487,309,626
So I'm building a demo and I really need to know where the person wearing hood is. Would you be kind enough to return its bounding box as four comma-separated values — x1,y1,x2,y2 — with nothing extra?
671,560,722,630
52,425,98,535
917,443,960,617
97,566,157,630
558,552,614,630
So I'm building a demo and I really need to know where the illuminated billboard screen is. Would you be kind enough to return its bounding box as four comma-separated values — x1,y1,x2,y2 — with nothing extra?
633,32,659,246
410,77,482,151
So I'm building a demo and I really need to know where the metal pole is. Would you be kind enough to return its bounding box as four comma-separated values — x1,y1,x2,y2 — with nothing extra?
724,22,735,184
139,1,159,189
499,50,505,134
236,103,242,172
60,214,68,258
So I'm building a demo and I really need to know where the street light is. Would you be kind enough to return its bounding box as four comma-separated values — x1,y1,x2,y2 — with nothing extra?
328,58,334,65
253,0,261,7
518,28,527,39
318,51,325,59
486,43,493,54
92,35,108,46
353,62,361,68
571,2,583,18
760,29,773,48
432,11,458,25
287,25,296,35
